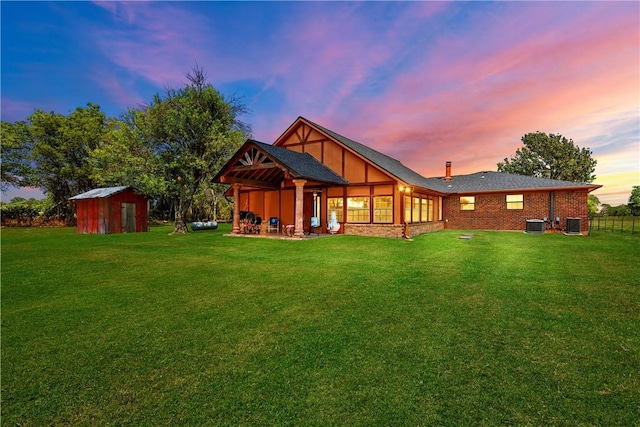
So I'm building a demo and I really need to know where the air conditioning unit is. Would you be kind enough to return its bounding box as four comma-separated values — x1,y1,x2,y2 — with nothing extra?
525,219,545,234
566,218,582,234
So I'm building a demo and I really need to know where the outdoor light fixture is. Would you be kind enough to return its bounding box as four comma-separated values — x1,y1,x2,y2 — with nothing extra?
398,185,412,193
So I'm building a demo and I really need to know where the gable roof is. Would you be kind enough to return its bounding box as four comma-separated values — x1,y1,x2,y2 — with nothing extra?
221,117,602,195
299,117,441,192
253,140,348,185
70,186,133,200
422,171,601,194
213,139,348,187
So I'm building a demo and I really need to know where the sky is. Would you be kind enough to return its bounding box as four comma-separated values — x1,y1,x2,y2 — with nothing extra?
2,1,639,206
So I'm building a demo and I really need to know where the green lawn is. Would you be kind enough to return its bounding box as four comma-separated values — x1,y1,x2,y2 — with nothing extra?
2,225,639,426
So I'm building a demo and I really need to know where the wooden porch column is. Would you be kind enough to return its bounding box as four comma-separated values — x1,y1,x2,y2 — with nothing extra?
293,179,306,238
232,183,241,234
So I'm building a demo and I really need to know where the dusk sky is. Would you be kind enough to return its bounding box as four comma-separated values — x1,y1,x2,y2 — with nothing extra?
2,1,638,205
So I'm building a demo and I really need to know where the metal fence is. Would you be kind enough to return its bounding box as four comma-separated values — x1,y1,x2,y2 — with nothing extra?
589,216,639,234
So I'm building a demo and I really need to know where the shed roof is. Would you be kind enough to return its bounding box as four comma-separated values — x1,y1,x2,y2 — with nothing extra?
70,186,132,200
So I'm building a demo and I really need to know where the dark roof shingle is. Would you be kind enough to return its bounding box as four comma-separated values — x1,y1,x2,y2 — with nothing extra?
423,171,600,194
253,140,348,185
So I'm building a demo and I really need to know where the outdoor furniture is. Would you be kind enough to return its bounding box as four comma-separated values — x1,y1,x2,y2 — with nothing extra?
327,211,340,234
309,216,321,235
240,211,262,234
283,224,295,236
267,217,279,233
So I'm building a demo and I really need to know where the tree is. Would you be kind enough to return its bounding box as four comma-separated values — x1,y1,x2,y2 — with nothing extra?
104,66,249,233
606,204,631,216
3,104,108,219
497,132,597,183
628,186,640,216
90,115,167,198
587,194,600,216
0,121,32,192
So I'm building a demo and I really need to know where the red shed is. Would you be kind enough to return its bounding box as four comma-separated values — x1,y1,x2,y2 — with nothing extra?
70,186,149,234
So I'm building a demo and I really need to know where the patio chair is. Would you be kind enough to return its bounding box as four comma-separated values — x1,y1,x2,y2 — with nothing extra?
267,217,279,233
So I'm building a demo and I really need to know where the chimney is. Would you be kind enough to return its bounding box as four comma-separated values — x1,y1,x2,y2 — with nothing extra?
445,161,452,182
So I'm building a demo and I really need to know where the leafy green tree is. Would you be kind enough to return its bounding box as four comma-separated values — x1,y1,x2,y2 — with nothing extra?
498,132,597,183
0,121,32,192
98,67,249,233
90,115,167,197
606,204,631,216
8,103,108,219
587,194,600,216
628,186,640,216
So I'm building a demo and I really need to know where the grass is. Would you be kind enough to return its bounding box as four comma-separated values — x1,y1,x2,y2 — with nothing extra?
2,224,639,426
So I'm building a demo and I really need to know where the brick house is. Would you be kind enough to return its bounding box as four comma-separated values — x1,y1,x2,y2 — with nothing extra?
214,117,600,238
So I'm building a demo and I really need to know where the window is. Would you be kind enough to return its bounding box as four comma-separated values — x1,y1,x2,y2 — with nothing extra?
347,197,369,223
404,195,412,223
421,198,428,222
506,194,523,210
460,196,475,210
428,198,434,222
412,197,420,223
373,196,392,223
328,198,343,222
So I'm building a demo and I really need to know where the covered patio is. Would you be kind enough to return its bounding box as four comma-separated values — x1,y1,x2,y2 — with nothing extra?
214,139,348,238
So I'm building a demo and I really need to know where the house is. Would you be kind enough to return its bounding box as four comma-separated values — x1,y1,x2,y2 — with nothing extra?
70,186,149,234
214,117,601,238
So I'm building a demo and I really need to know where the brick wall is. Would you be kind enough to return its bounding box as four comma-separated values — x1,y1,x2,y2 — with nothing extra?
443,190,590,233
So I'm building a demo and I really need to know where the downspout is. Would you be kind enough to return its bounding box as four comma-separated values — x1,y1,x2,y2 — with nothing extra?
549,191,555,230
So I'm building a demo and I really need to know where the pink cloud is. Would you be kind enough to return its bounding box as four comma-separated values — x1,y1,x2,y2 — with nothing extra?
330,3,638,180
92,2,213,88
92,71,146,111
1,98,36,122
87,2,637,204
262,2,637,205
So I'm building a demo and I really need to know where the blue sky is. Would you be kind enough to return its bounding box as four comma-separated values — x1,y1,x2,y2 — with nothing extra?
2,1,639,205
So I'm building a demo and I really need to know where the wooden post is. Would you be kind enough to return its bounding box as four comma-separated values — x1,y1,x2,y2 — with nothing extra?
293,179,306,238
232,184,241,234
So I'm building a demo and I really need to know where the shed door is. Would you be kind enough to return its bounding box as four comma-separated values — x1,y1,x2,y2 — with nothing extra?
121,203,136,233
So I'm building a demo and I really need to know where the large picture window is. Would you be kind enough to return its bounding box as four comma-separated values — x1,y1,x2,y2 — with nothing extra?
506,194,524,210
373,196,392,223
460,196,475,211
328,198,343,222
347,197,369,223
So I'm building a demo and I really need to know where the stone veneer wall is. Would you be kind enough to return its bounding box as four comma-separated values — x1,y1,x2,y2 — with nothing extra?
344,221,444,239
